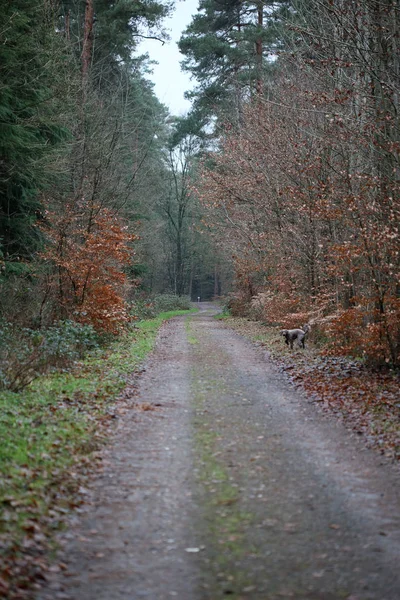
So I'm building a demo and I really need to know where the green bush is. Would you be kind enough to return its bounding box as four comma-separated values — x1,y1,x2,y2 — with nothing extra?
153,293,192,312
0,320,99,391
130,294,192,320
219,301,232,317
129,298,157,320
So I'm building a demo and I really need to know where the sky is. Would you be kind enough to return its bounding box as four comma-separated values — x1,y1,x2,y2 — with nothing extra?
139,0,199,116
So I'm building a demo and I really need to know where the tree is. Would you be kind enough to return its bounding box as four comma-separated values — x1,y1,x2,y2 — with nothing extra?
42,205,136,332
155,133,200,296
0,0,174,329
195,0,400,365
38,0,172,326
178,0,291,131
60,0,172,88
0,1,74,265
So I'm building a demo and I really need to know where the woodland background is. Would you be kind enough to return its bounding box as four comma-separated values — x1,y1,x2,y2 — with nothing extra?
1,2,400,594
1,0,400,378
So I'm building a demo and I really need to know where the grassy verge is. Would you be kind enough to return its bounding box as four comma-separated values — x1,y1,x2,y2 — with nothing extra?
0,309,195,599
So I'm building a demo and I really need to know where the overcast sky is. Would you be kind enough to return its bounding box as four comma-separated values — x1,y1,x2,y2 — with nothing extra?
139,0,199,115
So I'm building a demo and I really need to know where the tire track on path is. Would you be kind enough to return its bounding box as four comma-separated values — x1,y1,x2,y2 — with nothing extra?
39,304,400,600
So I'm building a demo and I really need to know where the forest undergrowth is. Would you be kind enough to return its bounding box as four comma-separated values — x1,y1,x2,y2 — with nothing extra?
0,309,195,600
222,317,400,463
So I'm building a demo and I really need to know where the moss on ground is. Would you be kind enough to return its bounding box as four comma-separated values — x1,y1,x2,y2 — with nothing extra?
190,371,254,598
185,316,199,344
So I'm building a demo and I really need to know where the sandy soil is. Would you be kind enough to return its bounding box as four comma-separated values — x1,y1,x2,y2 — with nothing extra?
38,304,400,600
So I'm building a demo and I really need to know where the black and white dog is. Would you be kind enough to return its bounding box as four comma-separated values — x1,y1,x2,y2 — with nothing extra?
280,324,310,349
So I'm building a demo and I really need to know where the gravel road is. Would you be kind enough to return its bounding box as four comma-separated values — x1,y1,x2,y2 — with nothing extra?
39,304,400,600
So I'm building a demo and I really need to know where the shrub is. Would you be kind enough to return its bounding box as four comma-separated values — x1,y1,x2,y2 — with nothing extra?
218,298,232,317
324,306,400,367
226,293,250,317
130,293,192,321
129,298,157,320
0,320,99,391
42,207,136,333
153,294,191,312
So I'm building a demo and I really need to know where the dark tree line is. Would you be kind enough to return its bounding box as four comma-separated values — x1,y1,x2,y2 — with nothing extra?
0,0,228,335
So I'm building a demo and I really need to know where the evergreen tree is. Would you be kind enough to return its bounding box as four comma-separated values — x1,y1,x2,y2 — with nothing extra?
0,0,172,324
60,0,172,89
178,0,291,131
0,1,74,265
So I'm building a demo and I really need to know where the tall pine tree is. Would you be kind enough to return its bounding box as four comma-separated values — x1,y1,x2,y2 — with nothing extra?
178,0,291,132
0,1,73,266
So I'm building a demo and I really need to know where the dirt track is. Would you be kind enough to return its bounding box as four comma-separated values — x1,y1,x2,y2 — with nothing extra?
38,304,400,600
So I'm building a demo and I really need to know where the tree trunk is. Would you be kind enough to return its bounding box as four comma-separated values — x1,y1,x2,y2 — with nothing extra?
81,0,94,84
255,1,263,95
214,264,219,298
65,9,70,40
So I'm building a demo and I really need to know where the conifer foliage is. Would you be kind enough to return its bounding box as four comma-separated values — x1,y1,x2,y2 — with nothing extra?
0,0,171,333
0,1,71,262
179,0,290,129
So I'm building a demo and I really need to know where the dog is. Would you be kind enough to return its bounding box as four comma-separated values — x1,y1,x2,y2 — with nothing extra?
280,324,310,349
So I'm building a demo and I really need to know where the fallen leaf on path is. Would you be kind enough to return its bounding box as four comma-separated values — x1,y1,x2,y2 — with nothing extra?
136,402,156,411
217,497,238,506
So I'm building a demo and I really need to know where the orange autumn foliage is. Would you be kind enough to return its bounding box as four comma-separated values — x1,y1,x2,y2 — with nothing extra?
196,79,400,366
43,205,136,333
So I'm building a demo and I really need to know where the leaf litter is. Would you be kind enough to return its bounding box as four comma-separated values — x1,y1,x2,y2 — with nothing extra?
224,317,400,462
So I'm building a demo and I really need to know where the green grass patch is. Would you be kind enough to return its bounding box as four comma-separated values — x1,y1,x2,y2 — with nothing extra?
191,374,253,597
193,421,253,596
213,313,230,320
0,309,193,597
185,316,199,344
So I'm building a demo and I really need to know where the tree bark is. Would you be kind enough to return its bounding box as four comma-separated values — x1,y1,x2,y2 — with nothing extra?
81,0,94,84
65,9,70,40
255,1,263,95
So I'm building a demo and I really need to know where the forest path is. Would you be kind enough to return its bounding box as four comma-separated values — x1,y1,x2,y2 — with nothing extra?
39,304,400,600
